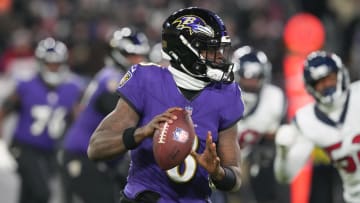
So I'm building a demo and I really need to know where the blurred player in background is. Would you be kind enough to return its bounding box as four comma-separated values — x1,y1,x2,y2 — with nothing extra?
148,42,170,67
0,37,83,203
87,7,244,202
0,124,18,203
274,51,359,203
232,46,288,203
61,26,150,203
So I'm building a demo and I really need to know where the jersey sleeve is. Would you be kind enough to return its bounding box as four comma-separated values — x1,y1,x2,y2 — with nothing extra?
219,84,245,131
116,64,144,114
274,122,314,183
267,85,287,133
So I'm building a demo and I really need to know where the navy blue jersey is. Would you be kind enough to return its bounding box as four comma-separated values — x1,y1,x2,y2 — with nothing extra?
117,63,244,202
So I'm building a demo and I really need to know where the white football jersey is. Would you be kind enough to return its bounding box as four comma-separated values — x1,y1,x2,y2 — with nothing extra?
278,81,360,203
237,84,285,156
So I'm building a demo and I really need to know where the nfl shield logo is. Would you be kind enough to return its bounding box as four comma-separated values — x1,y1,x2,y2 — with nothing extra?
185,106,193,116
172,127,189,143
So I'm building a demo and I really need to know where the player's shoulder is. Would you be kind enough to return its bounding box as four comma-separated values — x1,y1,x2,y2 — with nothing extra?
128,62,167,78
293,102,316,130
348,81,360,105
213,82,242,103
217,82,244,107
296,102,315,116
63,72,87,90
133,62,165,71
95,66,122,83
262,84,285,101
219,81,241,93
118,63,168,88
14,74,40,90
263,84,284,96
350,80,360,91
256,84,286,117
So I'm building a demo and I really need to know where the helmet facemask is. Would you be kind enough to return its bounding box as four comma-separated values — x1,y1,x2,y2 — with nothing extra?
183,35,234,82
306,68,348,107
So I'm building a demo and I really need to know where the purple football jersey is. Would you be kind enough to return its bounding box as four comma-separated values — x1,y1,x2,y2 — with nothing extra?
13,74,83,151
64,66,123,154
117,64,244,202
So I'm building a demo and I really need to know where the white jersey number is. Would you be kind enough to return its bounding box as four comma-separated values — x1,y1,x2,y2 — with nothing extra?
30,105,67,139
326,134,360,173
166,136,199,183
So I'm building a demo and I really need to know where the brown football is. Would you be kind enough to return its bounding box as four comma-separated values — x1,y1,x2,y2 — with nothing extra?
153,109,195,170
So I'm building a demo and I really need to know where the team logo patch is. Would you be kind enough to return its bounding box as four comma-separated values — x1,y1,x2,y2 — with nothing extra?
185,106,193,116
118,71,132,88
172,127,189,143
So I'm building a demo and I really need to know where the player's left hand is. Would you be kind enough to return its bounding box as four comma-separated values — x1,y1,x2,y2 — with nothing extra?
191,131,224,179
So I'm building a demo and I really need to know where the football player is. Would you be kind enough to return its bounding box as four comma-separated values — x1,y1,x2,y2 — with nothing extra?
232,46,288,203
148,42,170,67
0,132,18,203
274,51,360,203
61,27,150,203
0,37,83,203
87,7,244,202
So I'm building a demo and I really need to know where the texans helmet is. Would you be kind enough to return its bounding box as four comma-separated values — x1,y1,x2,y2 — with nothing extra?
232,46,271,93
35,37,69,86
303,51,350,105
162,7,233,82
108,27,150,71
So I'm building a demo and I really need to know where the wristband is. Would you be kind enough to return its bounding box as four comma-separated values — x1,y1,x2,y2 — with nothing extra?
123,127,138,150
211,167,236,191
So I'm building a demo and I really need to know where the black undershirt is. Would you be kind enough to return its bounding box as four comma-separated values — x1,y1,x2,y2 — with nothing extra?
178,87,201,101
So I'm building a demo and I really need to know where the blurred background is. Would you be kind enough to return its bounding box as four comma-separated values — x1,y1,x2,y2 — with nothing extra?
0,0,359,203
1,0,359,82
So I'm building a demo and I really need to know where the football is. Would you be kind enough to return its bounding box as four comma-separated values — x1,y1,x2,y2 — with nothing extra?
153,109,196,170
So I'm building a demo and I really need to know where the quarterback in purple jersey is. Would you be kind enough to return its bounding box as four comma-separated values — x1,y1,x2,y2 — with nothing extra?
62,27,150,203
0,37,83,203
88,7,244,203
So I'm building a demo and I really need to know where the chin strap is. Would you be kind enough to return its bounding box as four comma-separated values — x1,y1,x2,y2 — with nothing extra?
168,66,209,91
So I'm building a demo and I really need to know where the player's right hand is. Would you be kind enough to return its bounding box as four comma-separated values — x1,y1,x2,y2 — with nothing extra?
139,107,182,138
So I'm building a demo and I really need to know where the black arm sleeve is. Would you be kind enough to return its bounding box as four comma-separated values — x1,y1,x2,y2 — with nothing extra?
94,91,120,116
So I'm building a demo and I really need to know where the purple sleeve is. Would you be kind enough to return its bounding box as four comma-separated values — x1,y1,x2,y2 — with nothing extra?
15,79,25,96
116,64,144,114
219,84,244,130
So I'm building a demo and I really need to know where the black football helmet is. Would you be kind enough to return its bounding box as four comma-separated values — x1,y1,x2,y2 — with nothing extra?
108,27,150,71
162,7,233,82
232,46,271,93
303,51,350,105
35,37,69,86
